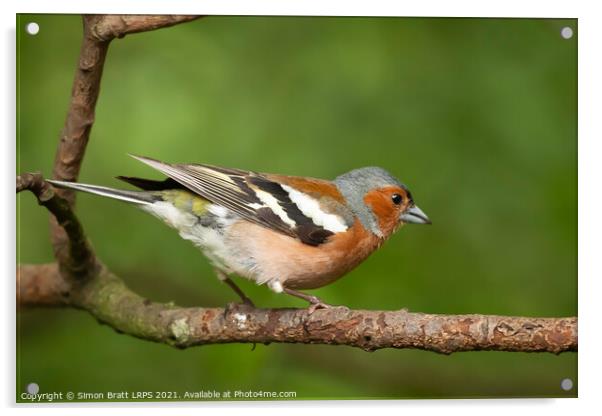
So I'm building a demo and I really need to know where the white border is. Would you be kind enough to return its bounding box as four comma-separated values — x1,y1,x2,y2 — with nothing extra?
3,1,600,415
2,0,585,17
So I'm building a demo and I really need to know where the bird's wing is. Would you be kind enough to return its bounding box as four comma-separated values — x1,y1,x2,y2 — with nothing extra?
130,155,352,246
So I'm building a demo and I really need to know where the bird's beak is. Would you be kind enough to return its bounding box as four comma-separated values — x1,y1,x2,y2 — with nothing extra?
400,205,431,224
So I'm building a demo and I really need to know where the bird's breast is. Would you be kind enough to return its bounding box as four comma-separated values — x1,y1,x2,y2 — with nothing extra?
225,218,382,289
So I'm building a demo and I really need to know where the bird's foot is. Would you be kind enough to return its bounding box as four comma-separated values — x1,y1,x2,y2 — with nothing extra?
282,287,332,314
306,296,332,314
239,296,256,308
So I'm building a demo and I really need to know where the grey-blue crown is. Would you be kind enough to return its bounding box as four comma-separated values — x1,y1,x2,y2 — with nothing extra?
334,167,406,192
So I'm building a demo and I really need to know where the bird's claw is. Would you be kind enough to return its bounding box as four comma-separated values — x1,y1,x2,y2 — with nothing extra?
239,296,255,308
307,297,332,314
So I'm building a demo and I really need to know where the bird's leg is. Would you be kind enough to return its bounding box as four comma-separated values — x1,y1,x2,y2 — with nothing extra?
215,269,255,307
283,288,331,313
224,278,256,307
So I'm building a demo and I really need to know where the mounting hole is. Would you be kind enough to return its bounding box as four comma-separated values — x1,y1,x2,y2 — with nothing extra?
560,378,573,391
26,382,39,394
560,26,573,39
25,22,40,35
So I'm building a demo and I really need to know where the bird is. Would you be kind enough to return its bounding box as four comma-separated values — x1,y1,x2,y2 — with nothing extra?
48,155,431,311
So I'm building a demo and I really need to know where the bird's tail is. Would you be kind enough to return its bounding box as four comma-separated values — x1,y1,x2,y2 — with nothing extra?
46,179,156,205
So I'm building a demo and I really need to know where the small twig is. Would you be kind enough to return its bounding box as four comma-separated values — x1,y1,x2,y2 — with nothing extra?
49,15,110,269
17,172,97,279
89,15,202,42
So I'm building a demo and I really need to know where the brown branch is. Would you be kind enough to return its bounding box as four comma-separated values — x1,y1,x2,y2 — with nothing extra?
49,14,201,277
18,172,97,279
17,14,578,355
16,263,577,354
51,14,201,189
50,15,109,270
89,15,202,42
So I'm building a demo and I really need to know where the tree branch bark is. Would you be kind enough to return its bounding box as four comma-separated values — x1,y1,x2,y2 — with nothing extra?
18,172,97,279
16,262,577,354
17,14,578,355
89,15,202,41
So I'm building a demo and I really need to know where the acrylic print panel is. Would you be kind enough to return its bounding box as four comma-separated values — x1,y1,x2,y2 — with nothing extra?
17,14,577,402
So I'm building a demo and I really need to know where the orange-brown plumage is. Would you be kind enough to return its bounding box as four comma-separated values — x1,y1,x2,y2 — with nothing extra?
227,218,380,290
363,186,411,237
268,174,346,203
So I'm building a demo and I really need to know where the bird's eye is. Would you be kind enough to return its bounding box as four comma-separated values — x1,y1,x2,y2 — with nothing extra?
391,194,403,205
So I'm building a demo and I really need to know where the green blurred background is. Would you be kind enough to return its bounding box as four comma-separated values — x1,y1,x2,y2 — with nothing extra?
17,15,577,400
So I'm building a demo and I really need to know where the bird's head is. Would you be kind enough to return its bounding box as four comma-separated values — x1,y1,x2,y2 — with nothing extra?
334,167,431,238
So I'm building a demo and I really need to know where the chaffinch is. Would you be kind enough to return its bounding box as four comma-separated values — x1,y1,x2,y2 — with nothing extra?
49,155,431,311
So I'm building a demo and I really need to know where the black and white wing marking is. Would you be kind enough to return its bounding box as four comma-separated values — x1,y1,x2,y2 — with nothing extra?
129,155,339,246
